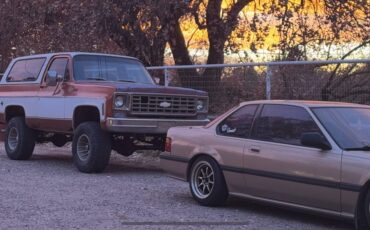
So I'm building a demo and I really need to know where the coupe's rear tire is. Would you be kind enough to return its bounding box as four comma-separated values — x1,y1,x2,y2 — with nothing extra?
189,156,228,206
72,122,111,173
4,117,35,160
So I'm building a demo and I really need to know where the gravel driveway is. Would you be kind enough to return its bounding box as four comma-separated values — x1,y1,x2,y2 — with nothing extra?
0,143,353,230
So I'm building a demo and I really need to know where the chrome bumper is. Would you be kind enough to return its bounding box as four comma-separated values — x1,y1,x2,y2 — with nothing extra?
105,117,209,134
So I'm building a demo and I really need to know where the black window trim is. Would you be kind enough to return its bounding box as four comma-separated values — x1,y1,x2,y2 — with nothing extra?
216,103,260,139
6,57,47,83
250,103,330,148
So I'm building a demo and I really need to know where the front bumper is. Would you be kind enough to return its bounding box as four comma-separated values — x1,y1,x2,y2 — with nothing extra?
105,117,209,134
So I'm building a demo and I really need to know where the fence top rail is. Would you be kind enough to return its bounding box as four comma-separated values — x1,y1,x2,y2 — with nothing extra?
146,59,370,70
1,59,369,76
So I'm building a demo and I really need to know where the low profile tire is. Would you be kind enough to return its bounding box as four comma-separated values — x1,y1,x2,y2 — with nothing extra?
189,156,228,206
72,122,111,173
4,117,35,160
356,189,370,230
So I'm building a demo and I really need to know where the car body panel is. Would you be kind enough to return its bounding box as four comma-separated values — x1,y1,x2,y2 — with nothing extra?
161,100,370,220
341,151,370,215
242,139,341,211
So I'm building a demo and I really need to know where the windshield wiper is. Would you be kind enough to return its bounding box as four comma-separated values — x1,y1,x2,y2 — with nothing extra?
117,79,137,83
85,77,106,81
345,146,370,151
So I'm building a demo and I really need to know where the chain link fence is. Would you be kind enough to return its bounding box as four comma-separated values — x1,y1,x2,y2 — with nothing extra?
1,59,369,116
147,60,370,115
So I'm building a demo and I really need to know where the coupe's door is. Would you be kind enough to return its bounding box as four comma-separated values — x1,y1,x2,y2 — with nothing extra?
37,57,70,132
243,104,341,211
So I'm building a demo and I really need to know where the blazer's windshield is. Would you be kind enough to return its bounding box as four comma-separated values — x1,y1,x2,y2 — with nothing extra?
73,55,154,84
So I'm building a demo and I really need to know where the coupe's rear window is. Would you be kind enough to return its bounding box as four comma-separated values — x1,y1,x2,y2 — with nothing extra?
217,105,258,138
7,58,46,82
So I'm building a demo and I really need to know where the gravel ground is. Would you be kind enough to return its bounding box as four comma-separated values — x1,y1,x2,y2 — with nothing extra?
0,143,354,230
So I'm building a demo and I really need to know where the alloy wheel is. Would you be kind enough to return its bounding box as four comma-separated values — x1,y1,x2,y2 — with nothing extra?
191,161,215,199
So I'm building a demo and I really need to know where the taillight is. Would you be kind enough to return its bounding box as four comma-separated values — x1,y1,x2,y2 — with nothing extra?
165,137,172,152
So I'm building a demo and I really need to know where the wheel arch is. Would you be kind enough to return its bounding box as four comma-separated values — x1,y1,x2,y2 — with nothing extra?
186,153,224,182
73,105,101,129
5,105,25,122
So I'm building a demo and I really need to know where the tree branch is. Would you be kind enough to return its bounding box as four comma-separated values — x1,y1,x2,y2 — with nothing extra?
223,0,252,36
321,39,370,100
192,0,207,30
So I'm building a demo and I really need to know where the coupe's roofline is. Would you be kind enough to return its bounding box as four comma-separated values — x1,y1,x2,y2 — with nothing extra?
11,52,139,62
240,100,370,108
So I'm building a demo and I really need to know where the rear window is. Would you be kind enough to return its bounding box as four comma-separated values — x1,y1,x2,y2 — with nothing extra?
217,105,258,138
7,58,46,82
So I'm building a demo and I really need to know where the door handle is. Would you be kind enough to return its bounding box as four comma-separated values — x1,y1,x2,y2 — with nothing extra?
249,146,260,153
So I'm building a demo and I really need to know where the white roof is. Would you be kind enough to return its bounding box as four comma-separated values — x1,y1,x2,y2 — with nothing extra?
12,52,139,61
1,52,140,85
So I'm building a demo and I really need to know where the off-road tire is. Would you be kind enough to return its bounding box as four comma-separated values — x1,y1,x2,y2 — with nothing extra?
5,117,35,160
72,122,111,173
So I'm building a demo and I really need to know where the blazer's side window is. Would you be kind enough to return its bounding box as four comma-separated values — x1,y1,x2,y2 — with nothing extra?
44,58,69,83
217,104,258,138
7,58,46,82
252,104,322,146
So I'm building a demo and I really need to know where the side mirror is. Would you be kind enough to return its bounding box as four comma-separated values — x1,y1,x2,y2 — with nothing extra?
47,70,63,86
301,132,332,150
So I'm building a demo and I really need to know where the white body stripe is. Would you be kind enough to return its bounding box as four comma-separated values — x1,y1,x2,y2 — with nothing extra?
38,97,65,119
64,97,105,121
0,96,105,121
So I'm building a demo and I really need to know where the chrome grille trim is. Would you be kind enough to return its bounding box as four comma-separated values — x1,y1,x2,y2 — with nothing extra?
131,94,197,116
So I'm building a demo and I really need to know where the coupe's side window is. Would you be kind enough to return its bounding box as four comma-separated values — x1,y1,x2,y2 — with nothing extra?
218,105,258,138
252,104,321,146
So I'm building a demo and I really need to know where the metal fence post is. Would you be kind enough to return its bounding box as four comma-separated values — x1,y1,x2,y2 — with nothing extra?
266,65,272,100
164,68,169,87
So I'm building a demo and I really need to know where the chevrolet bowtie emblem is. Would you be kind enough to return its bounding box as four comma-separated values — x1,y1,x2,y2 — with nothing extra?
159,101,171,108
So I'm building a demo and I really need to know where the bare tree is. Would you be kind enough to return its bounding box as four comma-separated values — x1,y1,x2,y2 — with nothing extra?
252,0,370,102
0,0,122,72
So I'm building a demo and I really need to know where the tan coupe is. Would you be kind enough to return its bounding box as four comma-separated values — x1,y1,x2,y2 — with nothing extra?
160,100,370,229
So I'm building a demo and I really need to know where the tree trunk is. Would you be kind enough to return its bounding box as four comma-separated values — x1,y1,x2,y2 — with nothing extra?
167,19,200,88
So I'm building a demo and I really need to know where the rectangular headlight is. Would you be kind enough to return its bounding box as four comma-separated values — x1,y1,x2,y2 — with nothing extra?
196,98,208,113
114,94,130,110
